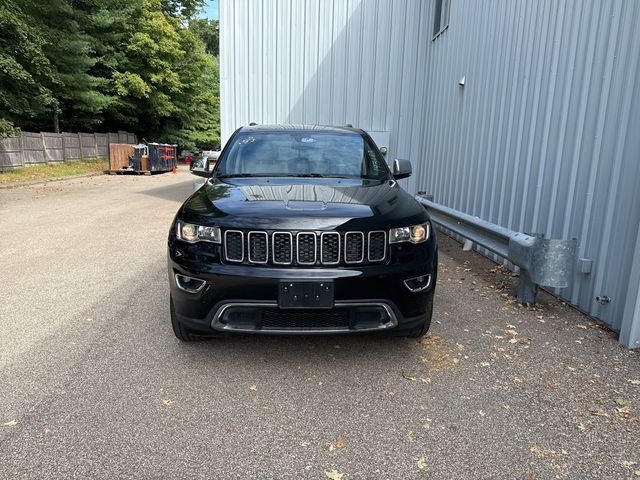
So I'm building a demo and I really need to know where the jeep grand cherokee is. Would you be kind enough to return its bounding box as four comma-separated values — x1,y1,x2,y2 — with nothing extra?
167,125,437,340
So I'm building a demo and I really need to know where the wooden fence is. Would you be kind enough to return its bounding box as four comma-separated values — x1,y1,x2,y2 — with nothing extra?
0,131,137,171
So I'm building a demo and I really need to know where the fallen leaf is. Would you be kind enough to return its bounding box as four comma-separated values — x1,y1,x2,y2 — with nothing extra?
416,457,428,470
478,410,486,417
2,420,17,427
589,407,608,417
508,338,518,344
547,383,558,391
452,357,460,365
628,380,640,385
530,444,553,459
407,431,414,442
622,461,638,468
634,470,640,477
402,372,416,381
616,405,631,415
162,399,174,406
420,377,432,384
336,436,346,449
506,329,518,336
614,397,630,407
324,469,344,480
249,385,257,391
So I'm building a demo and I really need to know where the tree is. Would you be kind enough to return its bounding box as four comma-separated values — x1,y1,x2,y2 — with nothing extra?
189,18,218,56
161,0,205,18
0,0,56,135
110,0,219,148
26,0,111,132
0,0,220,148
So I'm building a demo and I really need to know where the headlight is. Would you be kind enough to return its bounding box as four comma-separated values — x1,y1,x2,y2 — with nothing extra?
176,220,221,244
389,222,431,244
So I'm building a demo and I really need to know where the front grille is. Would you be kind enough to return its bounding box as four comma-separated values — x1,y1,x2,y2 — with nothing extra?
248,231,268,263
261,308,350,330
224,231,244,262
368,231,386,262
297,233,316,264
223,230,387,266
321,232,340,264
345,232,364,263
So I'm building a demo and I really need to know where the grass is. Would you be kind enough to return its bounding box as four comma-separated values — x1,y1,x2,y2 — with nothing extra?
0,159,108,184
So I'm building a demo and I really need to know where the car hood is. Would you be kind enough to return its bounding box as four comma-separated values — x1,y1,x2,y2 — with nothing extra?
180,177,427,230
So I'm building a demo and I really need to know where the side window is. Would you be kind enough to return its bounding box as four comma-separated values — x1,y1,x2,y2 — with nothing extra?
433,0,450,40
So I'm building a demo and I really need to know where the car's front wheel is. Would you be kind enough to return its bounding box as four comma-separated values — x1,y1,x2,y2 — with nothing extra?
404,289,434,338
170,296,212,342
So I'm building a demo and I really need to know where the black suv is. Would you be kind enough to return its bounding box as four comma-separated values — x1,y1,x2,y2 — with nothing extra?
168,125,437,340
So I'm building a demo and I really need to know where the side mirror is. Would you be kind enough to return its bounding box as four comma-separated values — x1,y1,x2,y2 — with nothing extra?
392,159,412,180
190,157,211,177
379,146,388,157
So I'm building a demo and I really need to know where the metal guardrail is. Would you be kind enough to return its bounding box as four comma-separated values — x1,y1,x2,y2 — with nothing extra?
416,195,577,305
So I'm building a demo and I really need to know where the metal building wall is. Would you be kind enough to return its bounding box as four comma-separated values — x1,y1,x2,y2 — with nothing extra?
219,0,640,346
220,0,432,193
417,0,640,345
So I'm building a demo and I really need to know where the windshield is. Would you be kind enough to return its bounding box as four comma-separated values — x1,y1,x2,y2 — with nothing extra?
216,131,390,180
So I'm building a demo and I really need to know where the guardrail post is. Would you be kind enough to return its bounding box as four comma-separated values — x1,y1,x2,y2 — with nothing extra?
517,270,538,305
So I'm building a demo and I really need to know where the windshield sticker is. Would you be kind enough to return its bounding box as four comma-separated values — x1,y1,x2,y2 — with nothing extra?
300,137,316,144
239,136,255,144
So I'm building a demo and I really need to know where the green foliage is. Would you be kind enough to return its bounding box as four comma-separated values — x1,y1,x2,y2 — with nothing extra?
0,0,220,148
189,18,219,56
0,0,56,133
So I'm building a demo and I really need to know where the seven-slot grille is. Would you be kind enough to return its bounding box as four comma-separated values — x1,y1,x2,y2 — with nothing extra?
223,230,387,266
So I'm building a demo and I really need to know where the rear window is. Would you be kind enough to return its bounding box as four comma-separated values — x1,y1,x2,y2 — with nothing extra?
217,131,390,180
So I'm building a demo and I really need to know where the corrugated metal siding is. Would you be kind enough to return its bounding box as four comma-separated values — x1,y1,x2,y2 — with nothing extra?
220,0,431,192
418,0,640,336
220,0,640,343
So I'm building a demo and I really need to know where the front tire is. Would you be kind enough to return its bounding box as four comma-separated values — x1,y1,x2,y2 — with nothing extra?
405,290,434,338
170,296,208,342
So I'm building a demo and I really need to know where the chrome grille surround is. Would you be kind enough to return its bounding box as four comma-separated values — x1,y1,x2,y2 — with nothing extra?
248,231,268,264
344,231,365,264
320,232,341,265
272,231,293,265
223,230,244,262
367,231,387,262
222,229,387,265
296,232,317,265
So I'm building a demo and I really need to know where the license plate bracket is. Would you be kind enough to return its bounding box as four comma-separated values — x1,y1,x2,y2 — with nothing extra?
278,281,335,309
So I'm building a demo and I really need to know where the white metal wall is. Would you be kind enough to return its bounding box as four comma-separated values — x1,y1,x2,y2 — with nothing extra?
220,0,432,193
417,0,640,345
220,0,640,346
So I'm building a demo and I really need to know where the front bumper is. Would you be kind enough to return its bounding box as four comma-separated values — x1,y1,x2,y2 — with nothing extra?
168,240,437,335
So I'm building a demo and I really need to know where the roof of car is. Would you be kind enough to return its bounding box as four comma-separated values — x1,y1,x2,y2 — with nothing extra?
239,124,362,134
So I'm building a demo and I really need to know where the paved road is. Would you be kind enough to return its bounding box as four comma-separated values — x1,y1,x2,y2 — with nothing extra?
1,169,638,479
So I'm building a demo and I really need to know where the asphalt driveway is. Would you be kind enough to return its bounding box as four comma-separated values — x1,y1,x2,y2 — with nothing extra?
0,169,638,479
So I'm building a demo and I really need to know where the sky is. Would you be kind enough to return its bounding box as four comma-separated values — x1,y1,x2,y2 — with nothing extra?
202,0,219,20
